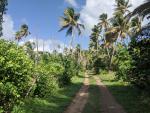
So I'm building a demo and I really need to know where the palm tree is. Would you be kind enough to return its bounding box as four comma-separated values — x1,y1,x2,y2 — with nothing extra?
15,24,30,43
89,25,100,54
114,0,132,14
98,13,111,58
59,7,84,50
74,44,81,63
130,16,141,34
111,0,132,39
23,41,36,60
98,13,109,30
105,0,132,69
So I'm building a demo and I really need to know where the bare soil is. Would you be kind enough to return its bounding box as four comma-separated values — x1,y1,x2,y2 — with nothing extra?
94,76,126,113
64,74,126,113
63,73,89,113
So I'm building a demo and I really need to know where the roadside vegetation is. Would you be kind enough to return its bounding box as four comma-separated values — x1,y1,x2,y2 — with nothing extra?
99,72,150,113
14,75,84,113
0,0,150,113
86,0,150,112
0,1,85,112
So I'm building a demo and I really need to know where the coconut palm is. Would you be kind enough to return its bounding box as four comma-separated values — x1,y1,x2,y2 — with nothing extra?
59,7,84,50
130,16,142,34
98,13,111,57
74,44,81,63
114,0,132,15
105,0,132,43
23,41,36,60
105,0,132,68
98,13,109,30
89,25,101,53
15,24,30,43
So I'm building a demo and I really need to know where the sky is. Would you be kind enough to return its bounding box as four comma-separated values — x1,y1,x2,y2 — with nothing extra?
2,0,144,51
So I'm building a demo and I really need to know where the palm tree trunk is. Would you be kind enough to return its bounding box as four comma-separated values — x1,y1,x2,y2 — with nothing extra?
70,30,75,55
109,43,115,69
70,36,74,49
103,31,110,58
109,32,121,69
97,39,98,54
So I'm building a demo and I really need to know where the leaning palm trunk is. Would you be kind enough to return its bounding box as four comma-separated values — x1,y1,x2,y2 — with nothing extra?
103,29,111,59
103,37,111,58
109,43,115,69
109,32,121,69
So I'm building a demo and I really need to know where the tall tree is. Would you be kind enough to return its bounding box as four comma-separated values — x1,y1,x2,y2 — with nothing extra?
59,7,84,50
98,13,109,30
0,0,8,36
23,41,36,60
74,44,81,63
110,0,131,40
114,0,131,14
15,24,30,43
98,13,111,57
105,0,132,68
89,25,101,54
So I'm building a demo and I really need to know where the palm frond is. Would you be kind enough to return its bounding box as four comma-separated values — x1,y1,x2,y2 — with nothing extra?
66,26,73,36
64,7,75,18
78,24,85,29
58,24,70,32
74,13,80,21
132,1,150,18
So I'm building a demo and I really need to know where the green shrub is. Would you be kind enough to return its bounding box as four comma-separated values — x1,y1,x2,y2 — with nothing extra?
0,39,34,112
58,55,82,86
114,44,132,80
34,61,63,98
59,56,75,86
12,105,26,113
128,36,150,89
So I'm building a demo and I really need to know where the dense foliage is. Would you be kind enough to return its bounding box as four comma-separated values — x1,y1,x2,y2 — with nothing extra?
114,44,132,80
0,0,150,112
87,0,150,92
128,29,150,89
0,40,34,112
0,39,83,112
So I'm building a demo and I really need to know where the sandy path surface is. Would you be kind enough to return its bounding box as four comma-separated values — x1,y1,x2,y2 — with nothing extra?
94,76,126,113
64,73,89,113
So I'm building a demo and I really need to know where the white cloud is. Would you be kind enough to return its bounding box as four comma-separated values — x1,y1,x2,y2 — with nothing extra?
65,0,78,8
2,14,15,40
80,0,144,34
19,36,67,53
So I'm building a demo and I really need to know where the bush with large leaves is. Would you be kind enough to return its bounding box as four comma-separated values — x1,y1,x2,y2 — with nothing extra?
0,39,34,112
